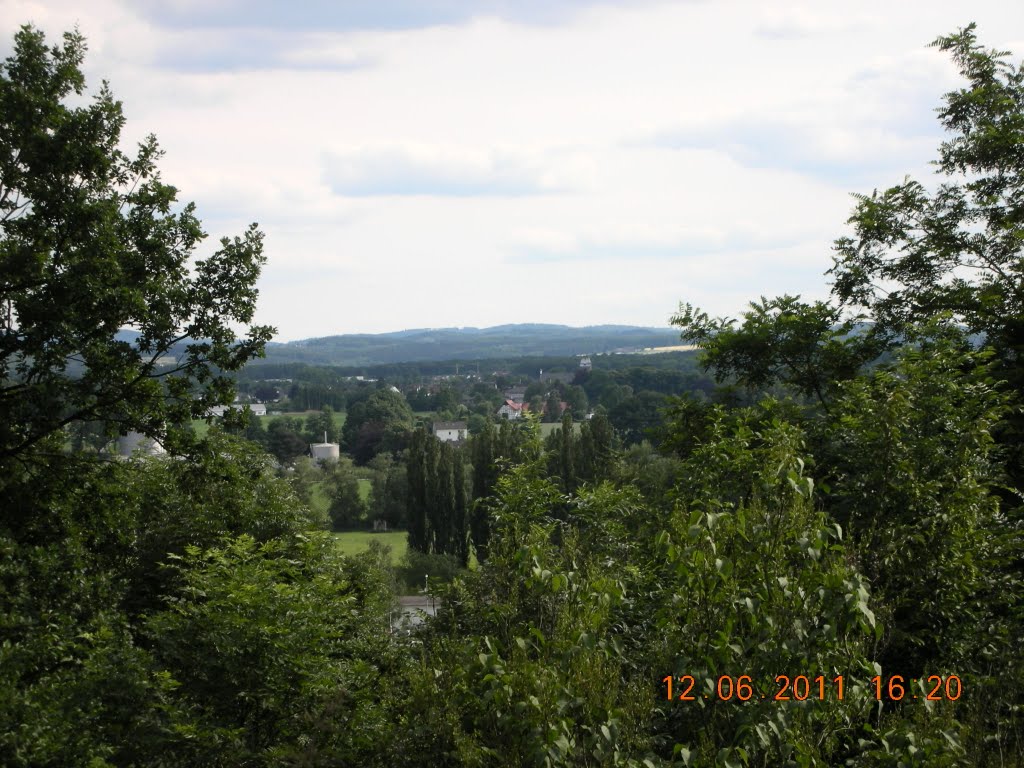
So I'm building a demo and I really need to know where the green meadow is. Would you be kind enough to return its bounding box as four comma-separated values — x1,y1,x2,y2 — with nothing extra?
331,531,408,563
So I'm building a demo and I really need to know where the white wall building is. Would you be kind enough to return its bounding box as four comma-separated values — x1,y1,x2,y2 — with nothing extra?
433,421,468,442
207,402,267,418
497,400,527,420
310,442,340,462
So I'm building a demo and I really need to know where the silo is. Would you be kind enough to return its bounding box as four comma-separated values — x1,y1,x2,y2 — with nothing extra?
310,442,340,462
116,431,166,458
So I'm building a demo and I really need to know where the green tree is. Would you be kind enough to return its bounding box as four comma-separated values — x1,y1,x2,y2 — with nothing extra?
671,295,883,413
432,441,456,554
450,445,470,565
466,412,488,434
327,457,367,530
266,417,307,463
434,385,460,414
830,25,1024,361
0,26,272,466
829,25,1024,488
564,384,589,417
823,322,1015,679
527,394,544,418
469,418,498,560
543,392,562,422
367,452,408,529
578,407,616,483
543,411,578,493
146,534,404,764
662,27,1024,759
649,410,894,765
608,390,667,445
243,412,268,446
304,405,337,444
341,388,413,464
406,426,429,552
0,432,317,764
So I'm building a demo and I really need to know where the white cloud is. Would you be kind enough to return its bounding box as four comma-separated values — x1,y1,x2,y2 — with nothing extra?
322,145,564,196
4,0,1024,339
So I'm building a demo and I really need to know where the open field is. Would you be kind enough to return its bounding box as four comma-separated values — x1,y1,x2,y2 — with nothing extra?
332,530,407,563
539,421,583,438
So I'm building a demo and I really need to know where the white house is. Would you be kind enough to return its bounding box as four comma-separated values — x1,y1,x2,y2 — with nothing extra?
433,421,468,442
497,400,527,420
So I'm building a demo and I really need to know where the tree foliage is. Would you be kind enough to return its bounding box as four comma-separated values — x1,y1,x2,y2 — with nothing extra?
829,26,1024,353
0,27,272,467
672,296,883,412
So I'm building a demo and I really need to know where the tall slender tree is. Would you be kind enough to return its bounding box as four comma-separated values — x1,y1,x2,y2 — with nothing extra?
406,427,428,552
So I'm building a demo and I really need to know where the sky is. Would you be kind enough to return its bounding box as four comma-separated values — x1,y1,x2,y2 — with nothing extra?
3,1,1023,341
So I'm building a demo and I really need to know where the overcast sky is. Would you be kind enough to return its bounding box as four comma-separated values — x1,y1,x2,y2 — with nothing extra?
4,1,1023,341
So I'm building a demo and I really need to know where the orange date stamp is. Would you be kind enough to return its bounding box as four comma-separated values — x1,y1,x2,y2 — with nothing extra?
662,674,962,702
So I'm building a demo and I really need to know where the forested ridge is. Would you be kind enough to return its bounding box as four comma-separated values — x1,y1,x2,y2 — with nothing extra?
262,325,684,366
1,22,1023,768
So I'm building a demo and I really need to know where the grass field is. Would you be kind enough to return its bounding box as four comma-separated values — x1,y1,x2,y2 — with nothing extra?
332,530,407,563
539,421,582,438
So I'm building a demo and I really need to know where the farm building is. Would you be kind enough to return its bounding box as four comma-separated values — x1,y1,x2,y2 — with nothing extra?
433,421,468,442
207,402,267,418
497,400,528,420
310,442,340,462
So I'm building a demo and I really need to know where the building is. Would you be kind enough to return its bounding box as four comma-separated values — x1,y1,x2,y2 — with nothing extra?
207,402,267,418
310,442,340,462
503,387,527,403
497,400,528,420
433,421,468,442
579,356,592,371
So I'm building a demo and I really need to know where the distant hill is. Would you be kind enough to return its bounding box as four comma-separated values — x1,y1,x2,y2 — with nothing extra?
261,324,684,366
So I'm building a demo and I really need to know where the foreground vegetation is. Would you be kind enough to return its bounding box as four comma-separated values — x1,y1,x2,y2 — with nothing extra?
1,22,1022,767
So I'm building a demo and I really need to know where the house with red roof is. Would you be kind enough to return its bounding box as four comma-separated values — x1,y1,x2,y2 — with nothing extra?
497,399,528,420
